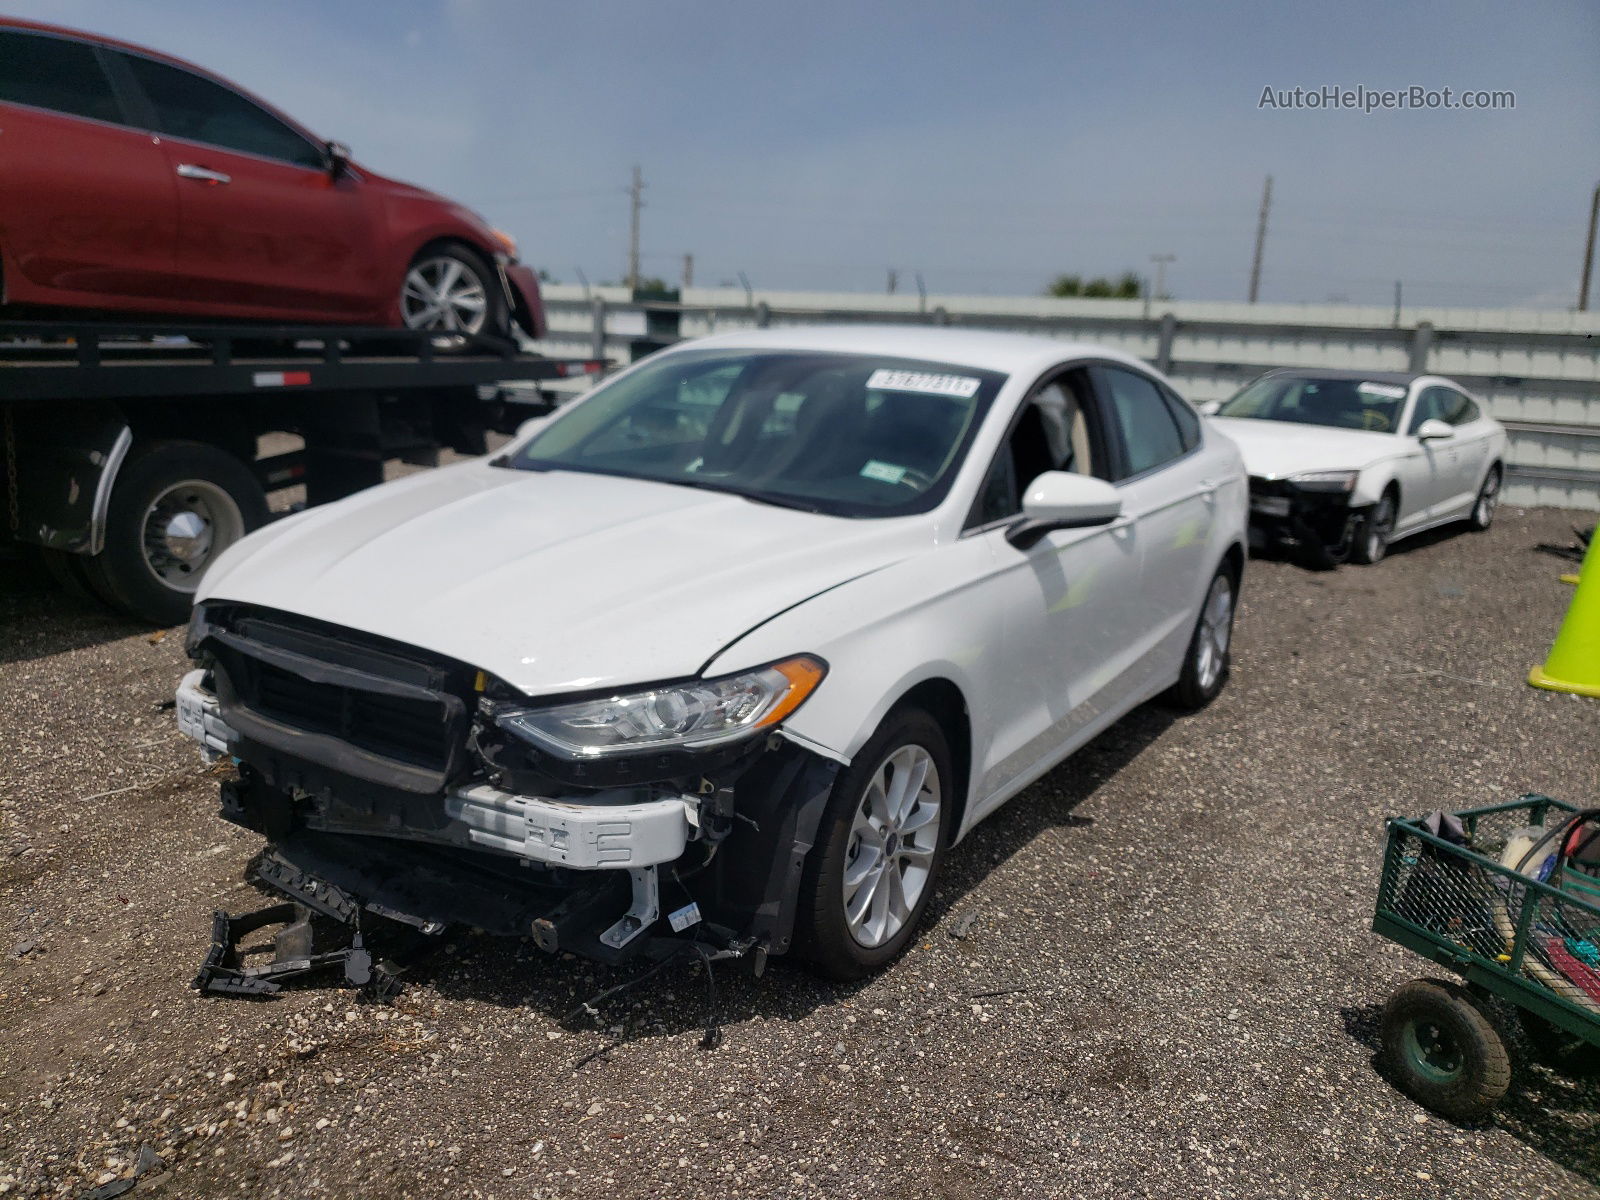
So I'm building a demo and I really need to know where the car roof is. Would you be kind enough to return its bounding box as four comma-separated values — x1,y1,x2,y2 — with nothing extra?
0,16,325,145
666,324,1155,379
1255,367,1419,386
3,16,215,75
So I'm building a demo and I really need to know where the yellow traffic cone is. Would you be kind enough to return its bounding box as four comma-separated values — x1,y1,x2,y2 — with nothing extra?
1529,535,1600,697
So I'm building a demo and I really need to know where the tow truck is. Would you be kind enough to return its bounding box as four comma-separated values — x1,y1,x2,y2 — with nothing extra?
1,320,604,624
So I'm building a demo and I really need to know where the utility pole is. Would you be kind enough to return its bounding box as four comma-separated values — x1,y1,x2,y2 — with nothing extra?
886,268,898,295
681,253,694,292
1393,280,1402,327
1247,174,1272,303
1150,253,1175,301
1580,181,1599,312
626,165,645,291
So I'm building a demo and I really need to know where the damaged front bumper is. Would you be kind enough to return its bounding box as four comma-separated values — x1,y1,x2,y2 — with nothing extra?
1247,477,1369,564
175,666,837,965
179,670,693,870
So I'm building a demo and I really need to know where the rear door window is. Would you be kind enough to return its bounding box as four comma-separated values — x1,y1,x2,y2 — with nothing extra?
1441,390,1481,425
119,53,324,168
1407,387,1451,434
0,30,122,124
1093,365,1188,479
1160,385,1202,451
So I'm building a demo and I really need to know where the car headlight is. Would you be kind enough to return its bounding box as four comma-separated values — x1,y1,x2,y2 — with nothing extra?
495,656,827,759
489,227,518,262
1288,470,1359,494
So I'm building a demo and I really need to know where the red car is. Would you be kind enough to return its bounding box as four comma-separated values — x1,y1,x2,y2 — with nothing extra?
0,17,544,339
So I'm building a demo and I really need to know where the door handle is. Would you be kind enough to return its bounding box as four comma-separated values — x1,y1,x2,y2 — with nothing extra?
176,164,231,185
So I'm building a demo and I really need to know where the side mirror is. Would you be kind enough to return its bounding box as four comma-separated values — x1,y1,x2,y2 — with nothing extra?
1006,471,1123,549
1198,399,1223,416
1416,418,1454,441
325,141,352,178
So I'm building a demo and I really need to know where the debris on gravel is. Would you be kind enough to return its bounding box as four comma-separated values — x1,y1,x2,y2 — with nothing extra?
2,507,1597,1198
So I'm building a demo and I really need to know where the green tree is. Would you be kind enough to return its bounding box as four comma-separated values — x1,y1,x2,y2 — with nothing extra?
1045,271,1142,300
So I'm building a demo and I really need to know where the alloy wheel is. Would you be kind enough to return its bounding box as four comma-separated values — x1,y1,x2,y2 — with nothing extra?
401,255,490,334
842,743,942,949
1194,573,1234,692
1474,472,1500,527
1367,499,1395,562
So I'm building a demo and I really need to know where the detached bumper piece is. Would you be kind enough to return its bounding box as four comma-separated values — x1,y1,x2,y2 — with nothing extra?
1247,477,1367,565
192,903,393,999
193,847,451,1001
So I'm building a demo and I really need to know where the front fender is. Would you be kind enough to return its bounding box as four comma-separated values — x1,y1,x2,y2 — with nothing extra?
704,549,1002,840
1352,461,1399,507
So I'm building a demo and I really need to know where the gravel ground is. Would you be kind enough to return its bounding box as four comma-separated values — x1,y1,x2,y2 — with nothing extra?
1,504,1597,1199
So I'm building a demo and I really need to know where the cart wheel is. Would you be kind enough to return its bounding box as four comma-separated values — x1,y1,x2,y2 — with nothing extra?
1519,1011,1600,1078
1380,978,1511,1122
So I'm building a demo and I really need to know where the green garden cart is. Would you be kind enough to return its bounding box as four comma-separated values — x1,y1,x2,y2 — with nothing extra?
1373,794,1600,1121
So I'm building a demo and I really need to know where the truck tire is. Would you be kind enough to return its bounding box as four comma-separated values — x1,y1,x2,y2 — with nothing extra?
40,548,103,605
84,440,268,626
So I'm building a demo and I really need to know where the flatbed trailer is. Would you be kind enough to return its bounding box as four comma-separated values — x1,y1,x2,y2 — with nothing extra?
1,320,604,624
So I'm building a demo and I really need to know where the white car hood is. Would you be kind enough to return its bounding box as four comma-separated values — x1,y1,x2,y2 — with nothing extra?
199,461,927,697
1207,416,1397,479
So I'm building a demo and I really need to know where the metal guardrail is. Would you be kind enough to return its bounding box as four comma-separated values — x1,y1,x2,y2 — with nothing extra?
529,292,1600,511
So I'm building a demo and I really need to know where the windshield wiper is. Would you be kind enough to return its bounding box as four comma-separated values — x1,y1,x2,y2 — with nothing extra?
661,476,825,513
736,490,825,514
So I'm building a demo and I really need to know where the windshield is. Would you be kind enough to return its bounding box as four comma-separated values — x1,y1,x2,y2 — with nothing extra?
1217,375,1407,433
503,349,1005,517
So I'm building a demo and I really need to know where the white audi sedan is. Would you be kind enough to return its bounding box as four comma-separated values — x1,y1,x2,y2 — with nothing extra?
176,327,1247,979
1201,369,1507,565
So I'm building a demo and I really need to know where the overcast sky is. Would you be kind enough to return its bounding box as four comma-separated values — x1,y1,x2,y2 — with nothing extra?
16,0,1600,306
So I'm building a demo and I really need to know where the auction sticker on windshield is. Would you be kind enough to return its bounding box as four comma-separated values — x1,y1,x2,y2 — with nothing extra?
866,369,981,398
1358,382,1407,399
860,460,908,484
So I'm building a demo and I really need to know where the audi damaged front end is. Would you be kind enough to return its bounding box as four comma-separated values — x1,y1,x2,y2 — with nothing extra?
1246,470,1370,564
177,602,838,966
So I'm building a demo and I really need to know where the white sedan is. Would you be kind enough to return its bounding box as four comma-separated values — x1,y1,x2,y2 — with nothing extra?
1201,369,1507,565
176,327,1247,979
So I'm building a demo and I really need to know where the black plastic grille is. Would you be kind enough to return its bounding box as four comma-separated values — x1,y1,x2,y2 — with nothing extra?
247,660,453,769
200,605,471,783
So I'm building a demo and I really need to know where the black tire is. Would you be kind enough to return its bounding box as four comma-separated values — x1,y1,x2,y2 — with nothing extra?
797,708,953,981
399,244,509,349
40,548,110,608
1519,1011,1600,1078
1351,492,1396,565
84,440,268,626
1468,465,1502,532
1380,978,1511,1122
1166,562,1237,711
